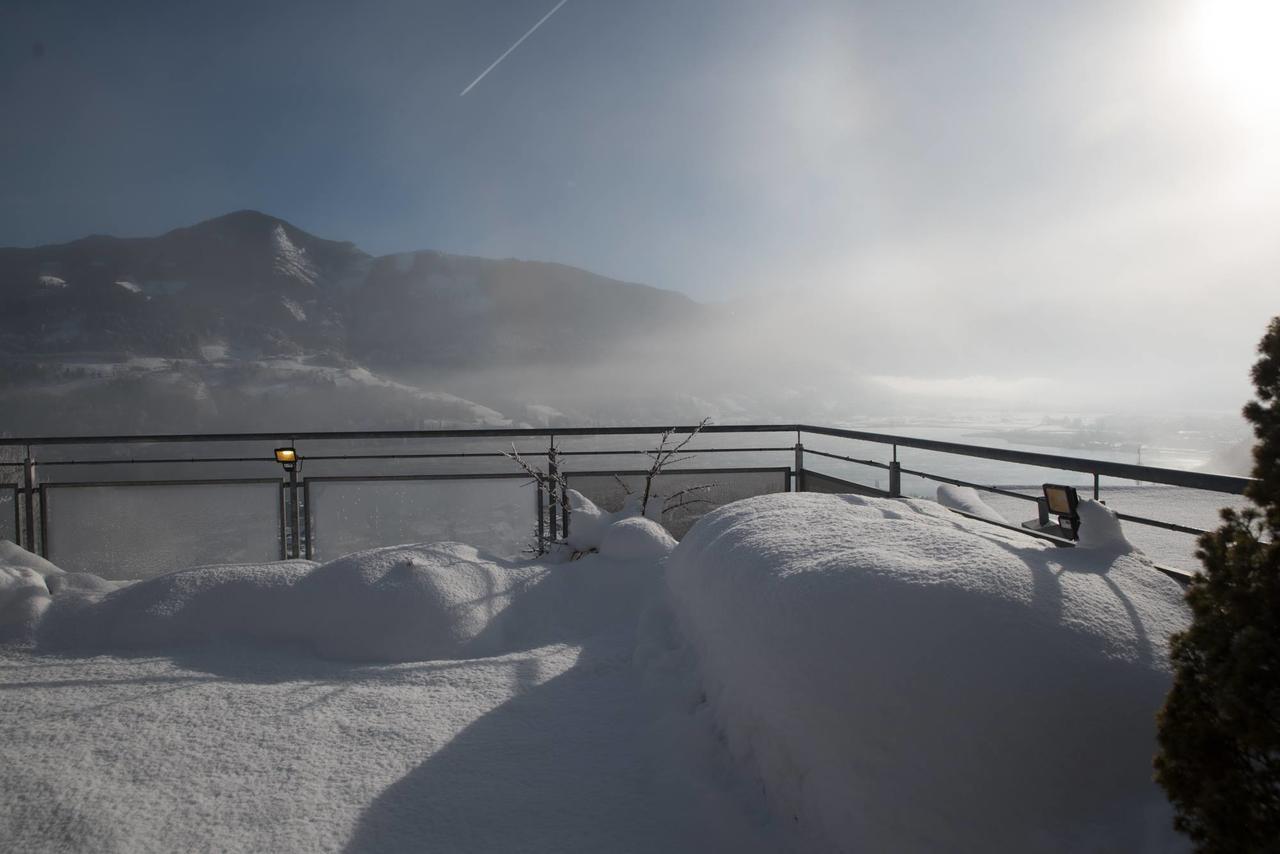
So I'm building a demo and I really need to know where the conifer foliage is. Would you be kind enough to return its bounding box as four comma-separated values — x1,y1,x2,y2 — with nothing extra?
1155,317,1280,851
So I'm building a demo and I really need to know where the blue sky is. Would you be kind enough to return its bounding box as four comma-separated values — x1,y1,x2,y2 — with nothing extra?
3,0,1278,409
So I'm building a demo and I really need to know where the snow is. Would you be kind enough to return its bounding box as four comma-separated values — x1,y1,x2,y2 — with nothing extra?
1075,497,1134,550
0,537,772,854
271,224,318,285
112,280,143,294
37,274,67,289
599,516,677,560
280,296,307,322
0,567,50,642
1,492,1192,852
0,539,65,578
935,483,1009,523
666,492,1190,853
36,543,662,664
563,490,675,559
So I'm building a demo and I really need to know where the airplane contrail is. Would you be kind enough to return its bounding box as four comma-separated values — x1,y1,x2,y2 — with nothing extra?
460,0,570,96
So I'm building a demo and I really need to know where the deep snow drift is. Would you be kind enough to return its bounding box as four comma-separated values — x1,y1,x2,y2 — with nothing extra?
935,483,1009,524
2,489,1192,852
0,511,774,854
666,492,1190,852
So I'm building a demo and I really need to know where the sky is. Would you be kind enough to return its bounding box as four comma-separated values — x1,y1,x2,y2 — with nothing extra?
2,0,1277,413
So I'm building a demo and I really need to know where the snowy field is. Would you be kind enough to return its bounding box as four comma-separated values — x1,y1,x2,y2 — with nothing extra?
1,492,1190,852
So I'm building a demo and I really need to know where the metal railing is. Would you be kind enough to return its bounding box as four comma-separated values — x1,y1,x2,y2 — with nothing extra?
0,424,1254,580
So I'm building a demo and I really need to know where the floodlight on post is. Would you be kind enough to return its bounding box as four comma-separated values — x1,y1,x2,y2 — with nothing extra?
275,446,302,558
1021,483,1082,540
274,447,298,472
1042,483,1081,540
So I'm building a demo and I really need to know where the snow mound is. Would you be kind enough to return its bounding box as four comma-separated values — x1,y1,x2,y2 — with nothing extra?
34,542,660,663
935,483,1008,523
295,543,540,661
1077,498,1134,550
0,567,51,642
566,489,612,551
666,492,1190,853
565,489,676,556
0,540,65,578
600,517,677,560
39,560,318,652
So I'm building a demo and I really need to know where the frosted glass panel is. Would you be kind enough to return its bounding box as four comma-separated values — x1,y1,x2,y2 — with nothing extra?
44,482,282,580
308,477,533,561
0,486,17,543
566,468,789,538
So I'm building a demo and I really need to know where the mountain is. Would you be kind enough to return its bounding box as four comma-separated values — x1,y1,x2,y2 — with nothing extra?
0,212,708,433
0,210,702,366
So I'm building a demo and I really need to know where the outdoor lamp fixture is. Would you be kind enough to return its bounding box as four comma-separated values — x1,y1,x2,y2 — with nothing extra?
1042,483,1081,539
274,447,298,472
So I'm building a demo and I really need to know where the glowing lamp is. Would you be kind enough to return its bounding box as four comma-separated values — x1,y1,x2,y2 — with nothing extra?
1042,483,1080,539
274,447,298,471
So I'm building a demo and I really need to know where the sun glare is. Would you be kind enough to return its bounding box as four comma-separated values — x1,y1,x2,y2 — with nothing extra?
1187,0,1280,124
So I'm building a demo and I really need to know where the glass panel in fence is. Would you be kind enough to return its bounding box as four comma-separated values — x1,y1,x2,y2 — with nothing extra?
565,469,789,538
295,436,534,479
802,470,889,497
556,431,794,480
307,477,532,561
43,482,282,580
799,435,896,494
0,485,17,543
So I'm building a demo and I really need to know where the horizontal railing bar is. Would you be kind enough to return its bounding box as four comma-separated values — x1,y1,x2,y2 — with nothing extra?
302,451,522,461
904,465,1213,533
303,473,530,484
42,477,282,490
25,446,798,467
896,466,1042,502
798,424,1251,494
0,424,802,447
1154,565,1195,583
804,448,892,470
559,446,792,457
564,466,791,479
39,456,270,466
3,422,1253,494
1112,512,1210,537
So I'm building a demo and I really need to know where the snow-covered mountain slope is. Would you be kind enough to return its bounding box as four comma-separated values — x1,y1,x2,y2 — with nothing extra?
0,210,703,368
0,211,706,431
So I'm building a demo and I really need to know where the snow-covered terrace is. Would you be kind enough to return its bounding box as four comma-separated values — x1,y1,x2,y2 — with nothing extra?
0,425,1253,852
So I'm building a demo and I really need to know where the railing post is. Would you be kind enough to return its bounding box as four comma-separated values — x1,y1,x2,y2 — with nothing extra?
302,480,313,560
561,483,570,542
1093,472,1100,501
547,439,558,544
536,478,545,555
288,465,301,559
794,437,805,492
22,448,37,555
888,444,901,497
38,485,49,559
